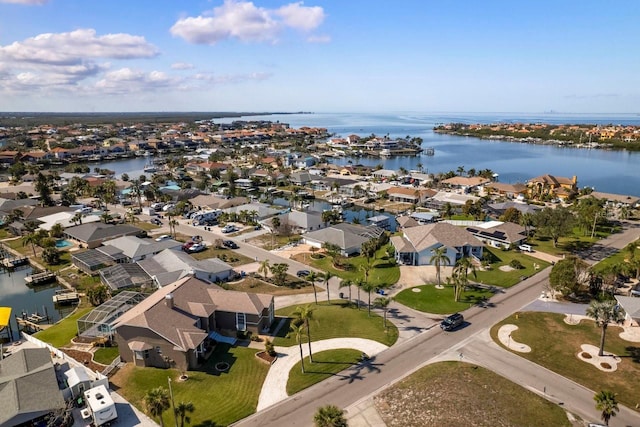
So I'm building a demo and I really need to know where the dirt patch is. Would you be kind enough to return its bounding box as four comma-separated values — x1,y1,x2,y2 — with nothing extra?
255,351,277,364
61,348,105,372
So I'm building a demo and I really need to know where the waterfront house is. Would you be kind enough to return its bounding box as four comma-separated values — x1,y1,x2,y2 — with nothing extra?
582,191,640,208
64,223,141,249
441,176,490,192
526,174,578,200
465,221,528,249
0,348,66,426
485,182,528,199
486,201,540,217
387,187,436,205
614,296,640,327
391,222,483,266
302,222,384,256
97,235,182,263
189,194,249,210
113,276,274,371
277,210,328,233
427,191,480,209
396,216,420,229
290,171,312,185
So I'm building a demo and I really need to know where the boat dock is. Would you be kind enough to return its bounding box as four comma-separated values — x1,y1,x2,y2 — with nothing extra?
1,257,29,269
53,290,80,305
24,271,57,285
15,317,51,333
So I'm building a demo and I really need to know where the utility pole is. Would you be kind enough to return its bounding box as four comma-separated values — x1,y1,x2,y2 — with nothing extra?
168,376,178,427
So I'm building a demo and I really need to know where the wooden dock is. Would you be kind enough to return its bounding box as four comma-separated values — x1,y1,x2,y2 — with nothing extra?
53,290,80,305
16,317,50,332
2,257,29,269
24,271,57,285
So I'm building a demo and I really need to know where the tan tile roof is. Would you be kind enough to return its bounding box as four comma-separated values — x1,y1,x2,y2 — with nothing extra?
403,223,481,251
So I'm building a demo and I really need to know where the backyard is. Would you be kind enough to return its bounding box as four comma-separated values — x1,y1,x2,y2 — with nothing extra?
394,284,495,315
475,247,550,288
491,312,640,411
110,344,269,426
272,300,398,347
34,307,93,347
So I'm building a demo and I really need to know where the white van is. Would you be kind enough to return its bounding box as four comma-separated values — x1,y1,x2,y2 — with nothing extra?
518,244,533,252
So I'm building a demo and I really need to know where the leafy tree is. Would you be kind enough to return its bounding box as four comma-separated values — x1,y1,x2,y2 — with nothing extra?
34,172,53,207
534,207,575,247
270,263,289,287
586,300,625,356
50,223,64,238
174,401,195,427
499,207,522,224
41,247,61,265
430,246,451,287
293,304,315,363
594,390,619,426
313,404,348,427
121,173,130,182
290,322,307,373
323,242,343,268
100,211,112,224
87,284,110,306
549,256,590,296
373,297,392,328
71,212,83,226
144,387,171,427
258,259,271,279
443,202,454,219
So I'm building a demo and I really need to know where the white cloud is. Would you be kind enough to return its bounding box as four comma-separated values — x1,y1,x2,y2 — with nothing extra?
171,62,195,70
0,28,158,66
94,68,180,94
307,34,331,43
170,0,325,45
193,71,272,84
0,0,48,4
275,2,325,31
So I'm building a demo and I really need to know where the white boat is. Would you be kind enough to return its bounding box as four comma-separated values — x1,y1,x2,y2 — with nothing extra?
143,160,157,173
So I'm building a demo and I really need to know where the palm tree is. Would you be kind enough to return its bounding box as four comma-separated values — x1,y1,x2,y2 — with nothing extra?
290,322,306,373
430,246,451,287
22,231,41,257
258,259,271,279
361,281,377,317
293,304,315,363
71,212,83,226
373,296,392,328
144,387,171,427
586,300,626,356
339,279,353,305
175,401,195,427
594,390,619,426
453,256,476,302
306,271,319,305
323,271,333,304
50,223,64,239
313,404,347,427
100,211,111,224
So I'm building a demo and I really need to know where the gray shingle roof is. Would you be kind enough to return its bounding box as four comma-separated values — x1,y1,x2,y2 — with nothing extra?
403,223,481,252
64,223,140,243
99,235,182,259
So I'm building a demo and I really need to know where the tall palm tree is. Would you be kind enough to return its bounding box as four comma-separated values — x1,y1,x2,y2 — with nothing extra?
100,211,112,224
144,387,171,427
175,401,195,427
586,300,626,356
71,212,83,226
306,271,319,305
50,223,64,239
313,404,347,427
293,304,315,363
453,256,476,302
323,271,333,304
339,279,353,305
373,297,392,328
430,246,451,287
594,390,619,426
355,278,364,310
361,281,377,317
258,259,271,279
290,322,306,373
22,231,41,257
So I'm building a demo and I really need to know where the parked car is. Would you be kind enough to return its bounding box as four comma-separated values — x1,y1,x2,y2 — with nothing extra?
296,270,311,278
135,230,148,238
223,240,238,249
518,244,533,252
440,313,464,331
151,202,164,210
150,218,162,225
155,234,171,242
221,225,237,234
182,241,195,251
187,243,206,253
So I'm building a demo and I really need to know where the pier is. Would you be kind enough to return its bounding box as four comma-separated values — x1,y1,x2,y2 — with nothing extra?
53,290,80,305
15,317,51,333
1,257,29,269
24,271,57,285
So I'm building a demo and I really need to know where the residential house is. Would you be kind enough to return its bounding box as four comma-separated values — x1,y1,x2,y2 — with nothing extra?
527,174,578,200
485,182,528,199
64,223,141,249
189,195,249,210
277,210,328,233
97,235,182,263
302,222,384,256
614,296,640,327
427,191,480,209
290,171,312,186
387,187,436,205
222,202,281,220
113,276,274,371
486,201,541,217
466,221,528,249
0,348,66,426
441,176,490,192
583,191,640,208
391,222,483,266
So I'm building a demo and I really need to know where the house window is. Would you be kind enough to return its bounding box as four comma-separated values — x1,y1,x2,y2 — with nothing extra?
236,313,247,331
144,350,149,359
156,346,162,355
135,350,143,360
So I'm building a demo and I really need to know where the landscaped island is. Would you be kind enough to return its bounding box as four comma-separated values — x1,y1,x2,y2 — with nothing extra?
434,122,640,151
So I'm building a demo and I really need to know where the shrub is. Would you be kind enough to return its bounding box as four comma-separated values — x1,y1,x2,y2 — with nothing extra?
265,339,276,357
509,259,524,270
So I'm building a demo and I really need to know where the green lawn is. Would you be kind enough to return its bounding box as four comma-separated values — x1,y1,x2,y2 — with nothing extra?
591,240,637,274
272,300,398,347
190,246,254,266
375,361,571,426
111,344,269,427
133,222,160,232
93,346,120,365
34,307,92,347
490,312,640,411
475,247,550,288
394,285,494,314
529,224,622,256
286,349,362,395
296,246,400,288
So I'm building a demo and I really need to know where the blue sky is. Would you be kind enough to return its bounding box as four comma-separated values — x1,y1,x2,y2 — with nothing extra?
0,0,639,113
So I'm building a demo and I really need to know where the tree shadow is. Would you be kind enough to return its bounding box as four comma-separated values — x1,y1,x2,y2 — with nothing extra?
193,420,222,427
624,346,640,363
387,307,413,322
337,356,384,384
194,344,238,377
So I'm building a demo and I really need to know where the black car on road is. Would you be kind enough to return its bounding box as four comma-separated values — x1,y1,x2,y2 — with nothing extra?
223,240,239,249
296,270,311,278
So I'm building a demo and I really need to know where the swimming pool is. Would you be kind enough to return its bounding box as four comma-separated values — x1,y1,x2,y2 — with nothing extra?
55,239,73,248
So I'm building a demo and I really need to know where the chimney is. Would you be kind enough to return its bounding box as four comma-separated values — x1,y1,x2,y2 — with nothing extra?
165,293,174,309
572,175,577,185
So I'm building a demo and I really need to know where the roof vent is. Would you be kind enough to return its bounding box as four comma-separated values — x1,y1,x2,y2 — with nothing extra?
165,293,174,308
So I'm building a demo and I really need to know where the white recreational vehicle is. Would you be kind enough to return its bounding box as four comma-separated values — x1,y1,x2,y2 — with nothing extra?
192,209,222,224
82,384,117,426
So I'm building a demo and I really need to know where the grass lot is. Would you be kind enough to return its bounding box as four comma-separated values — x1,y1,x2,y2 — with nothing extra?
93,346,120,365
394,285,495,315
491,312,640,411
591,241,637,274
227,277,315,296
374,361,572,426
0,228,12,239
286,349,362,395
132,222,160,232
247,233,299,250
475,247,550,288
272,300,398,347
34,307,92,347
110,344,268,427
529,223,622,256
293,246,400,288
57,269,101,293
190,246,254,266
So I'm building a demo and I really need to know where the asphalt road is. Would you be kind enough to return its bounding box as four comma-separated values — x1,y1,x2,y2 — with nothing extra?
233,270,551,427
